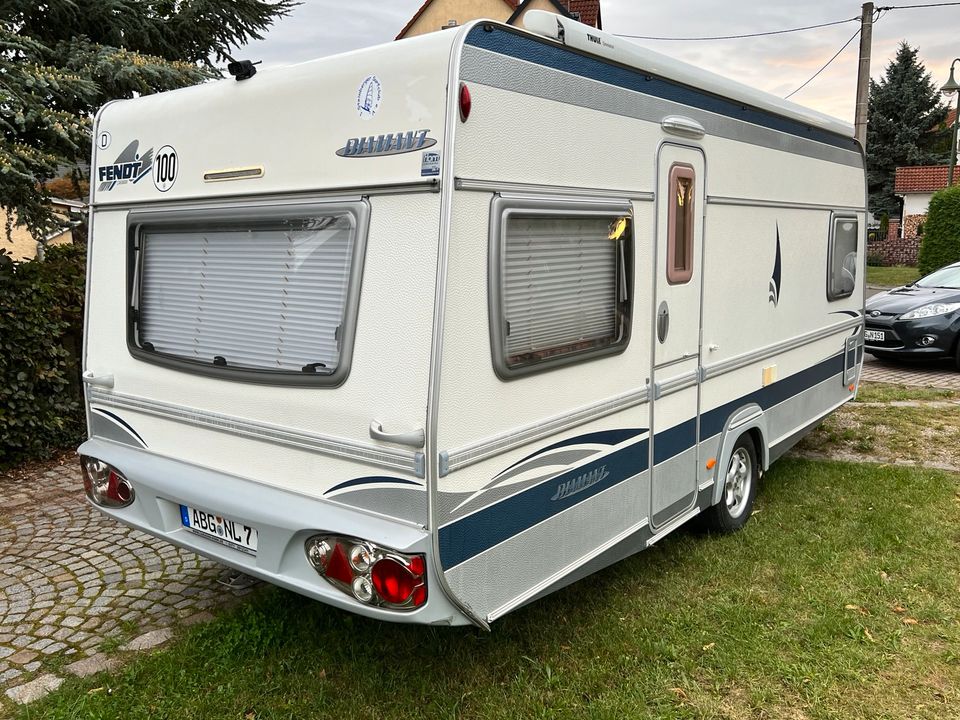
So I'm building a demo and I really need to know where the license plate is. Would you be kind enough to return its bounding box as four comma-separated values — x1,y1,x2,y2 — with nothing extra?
864,329,885,342
180,505,258,555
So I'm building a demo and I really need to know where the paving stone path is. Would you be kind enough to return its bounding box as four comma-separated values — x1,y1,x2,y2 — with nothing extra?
862,355,960,389
0,460,256,707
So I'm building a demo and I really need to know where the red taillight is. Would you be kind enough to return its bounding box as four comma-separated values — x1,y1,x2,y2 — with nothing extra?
79,455,135,508
459,82,471,122
371,558,417,605
305,535,427,611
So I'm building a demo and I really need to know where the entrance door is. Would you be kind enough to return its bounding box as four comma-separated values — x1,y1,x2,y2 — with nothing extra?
649,143,705,529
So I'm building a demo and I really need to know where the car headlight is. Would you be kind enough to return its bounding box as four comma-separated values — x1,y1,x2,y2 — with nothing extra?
899,302,960,320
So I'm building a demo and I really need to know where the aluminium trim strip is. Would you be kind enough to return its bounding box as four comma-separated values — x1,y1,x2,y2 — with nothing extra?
89,181,440,212
487,515,650,622
444,386,650,475
87,388,424,476
706,195,866,213
456,177,655,202
656,368,699,396
702,317,862,380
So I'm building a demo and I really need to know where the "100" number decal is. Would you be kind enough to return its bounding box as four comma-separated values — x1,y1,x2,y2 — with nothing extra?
153,145,178,192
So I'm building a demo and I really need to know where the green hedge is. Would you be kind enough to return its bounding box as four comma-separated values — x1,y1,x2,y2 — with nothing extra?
918,185,960,275
0,242,86,467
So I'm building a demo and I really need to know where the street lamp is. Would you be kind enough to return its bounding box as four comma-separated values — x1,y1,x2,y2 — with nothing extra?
942,58,960,186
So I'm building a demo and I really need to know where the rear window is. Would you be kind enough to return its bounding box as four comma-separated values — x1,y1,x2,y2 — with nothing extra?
128,201,369,385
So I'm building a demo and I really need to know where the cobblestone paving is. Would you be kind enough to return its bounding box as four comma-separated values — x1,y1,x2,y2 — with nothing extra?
862,355,960,389
0,459,256,701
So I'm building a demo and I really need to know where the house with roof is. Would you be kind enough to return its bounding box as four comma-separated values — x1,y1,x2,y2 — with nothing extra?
1,198,85,262
868,164,959,266
396,0,600,40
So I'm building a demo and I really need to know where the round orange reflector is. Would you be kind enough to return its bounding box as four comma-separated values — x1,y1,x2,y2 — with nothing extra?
706,458,717,470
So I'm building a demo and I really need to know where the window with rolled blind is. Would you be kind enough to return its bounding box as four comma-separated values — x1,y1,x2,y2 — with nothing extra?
489,197,633,378
128,202,369,385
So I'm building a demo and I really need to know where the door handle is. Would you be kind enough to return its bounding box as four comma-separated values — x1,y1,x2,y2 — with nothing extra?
656,301,670,343
82,372,114,389
369,420,425,449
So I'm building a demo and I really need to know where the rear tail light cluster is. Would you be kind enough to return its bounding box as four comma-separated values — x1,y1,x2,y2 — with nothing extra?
79,455,135,508
305,534,426,611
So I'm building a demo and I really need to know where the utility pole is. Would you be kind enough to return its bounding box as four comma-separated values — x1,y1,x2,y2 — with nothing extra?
854,2,874,150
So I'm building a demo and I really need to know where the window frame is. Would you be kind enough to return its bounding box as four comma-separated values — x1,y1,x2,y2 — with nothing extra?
487,194,634,381
666,163,696,285
125,198,371,387
826,212,859,301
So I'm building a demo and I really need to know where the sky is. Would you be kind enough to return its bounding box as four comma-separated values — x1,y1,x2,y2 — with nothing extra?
235,0,960,123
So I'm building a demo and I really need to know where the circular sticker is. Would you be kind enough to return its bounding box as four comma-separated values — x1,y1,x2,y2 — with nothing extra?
357,75,382,119
98,131,111,150
153,145,178,192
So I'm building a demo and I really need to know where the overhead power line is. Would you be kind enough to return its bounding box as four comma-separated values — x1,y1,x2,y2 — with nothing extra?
784,26,863,99
612,2,959,43
612,17,858,42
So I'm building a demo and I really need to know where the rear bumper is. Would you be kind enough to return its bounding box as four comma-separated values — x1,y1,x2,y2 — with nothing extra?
77,438,468,625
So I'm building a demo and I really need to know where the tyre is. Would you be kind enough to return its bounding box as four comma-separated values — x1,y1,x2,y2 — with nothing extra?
954,340,960,372
702,434,758,533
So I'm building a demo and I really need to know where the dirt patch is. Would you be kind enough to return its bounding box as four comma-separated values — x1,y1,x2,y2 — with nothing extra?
797,401,960,469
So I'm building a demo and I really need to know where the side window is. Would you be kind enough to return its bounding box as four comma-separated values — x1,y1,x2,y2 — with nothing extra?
667,164,695,284
828,215,858,300
489,197,633,379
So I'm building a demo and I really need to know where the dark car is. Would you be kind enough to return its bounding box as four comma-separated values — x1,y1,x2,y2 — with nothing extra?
864,261,960,369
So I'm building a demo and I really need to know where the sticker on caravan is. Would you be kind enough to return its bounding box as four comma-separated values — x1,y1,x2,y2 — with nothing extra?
421,151,440,177
153,145,178,192
97,131,111,150
356,75,382,119
335,129,437,158
97,140,153,192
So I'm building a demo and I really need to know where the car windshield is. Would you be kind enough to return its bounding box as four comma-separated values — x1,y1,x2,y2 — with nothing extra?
915,264,960,289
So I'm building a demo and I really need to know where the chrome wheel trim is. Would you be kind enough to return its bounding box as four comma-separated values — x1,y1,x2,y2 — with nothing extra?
723,448,752,519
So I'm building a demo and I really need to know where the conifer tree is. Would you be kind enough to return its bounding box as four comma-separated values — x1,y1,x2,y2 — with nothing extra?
0,0,296,242
866,42,948,218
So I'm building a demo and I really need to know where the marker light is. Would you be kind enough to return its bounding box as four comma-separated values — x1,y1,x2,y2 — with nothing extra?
79,455,135,508
305,534,427,611
459,82,471,122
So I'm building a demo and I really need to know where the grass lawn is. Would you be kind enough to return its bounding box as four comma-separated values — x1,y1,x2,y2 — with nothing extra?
865,265,919,288
14,458,960,720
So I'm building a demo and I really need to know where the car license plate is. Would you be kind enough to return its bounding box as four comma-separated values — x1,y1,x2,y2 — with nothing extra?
180,505,258,555
864,329,885,342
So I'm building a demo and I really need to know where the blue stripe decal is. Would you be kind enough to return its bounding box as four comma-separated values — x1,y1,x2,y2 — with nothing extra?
440,351,847,569
439,438,649,569
464,26,858,154
700,352,845,440
325,476,423,495
500,428,646,474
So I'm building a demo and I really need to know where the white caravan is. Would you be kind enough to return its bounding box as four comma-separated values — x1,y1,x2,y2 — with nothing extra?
80,12,866,628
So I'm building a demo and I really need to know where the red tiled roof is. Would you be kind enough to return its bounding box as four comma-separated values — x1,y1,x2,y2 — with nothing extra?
947,108,957,127
396,0,518,39
894,165,960,194
565,0,601,28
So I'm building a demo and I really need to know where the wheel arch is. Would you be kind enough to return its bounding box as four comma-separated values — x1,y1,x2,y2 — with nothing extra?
710,404,768,508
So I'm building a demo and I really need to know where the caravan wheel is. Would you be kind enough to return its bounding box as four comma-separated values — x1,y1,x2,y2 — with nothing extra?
703,434,758,533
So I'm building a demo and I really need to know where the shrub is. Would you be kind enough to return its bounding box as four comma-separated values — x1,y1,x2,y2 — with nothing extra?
0,242,86,467
917,185,960,275
866,253,887,267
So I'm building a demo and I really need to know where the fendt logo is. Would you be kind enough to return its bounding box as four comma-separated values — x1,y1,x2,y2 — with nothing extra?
97,140,153,191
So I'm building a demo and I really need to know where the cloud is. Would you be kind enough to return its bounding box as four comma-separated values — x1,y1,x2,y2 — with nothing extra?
234,0,959,123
